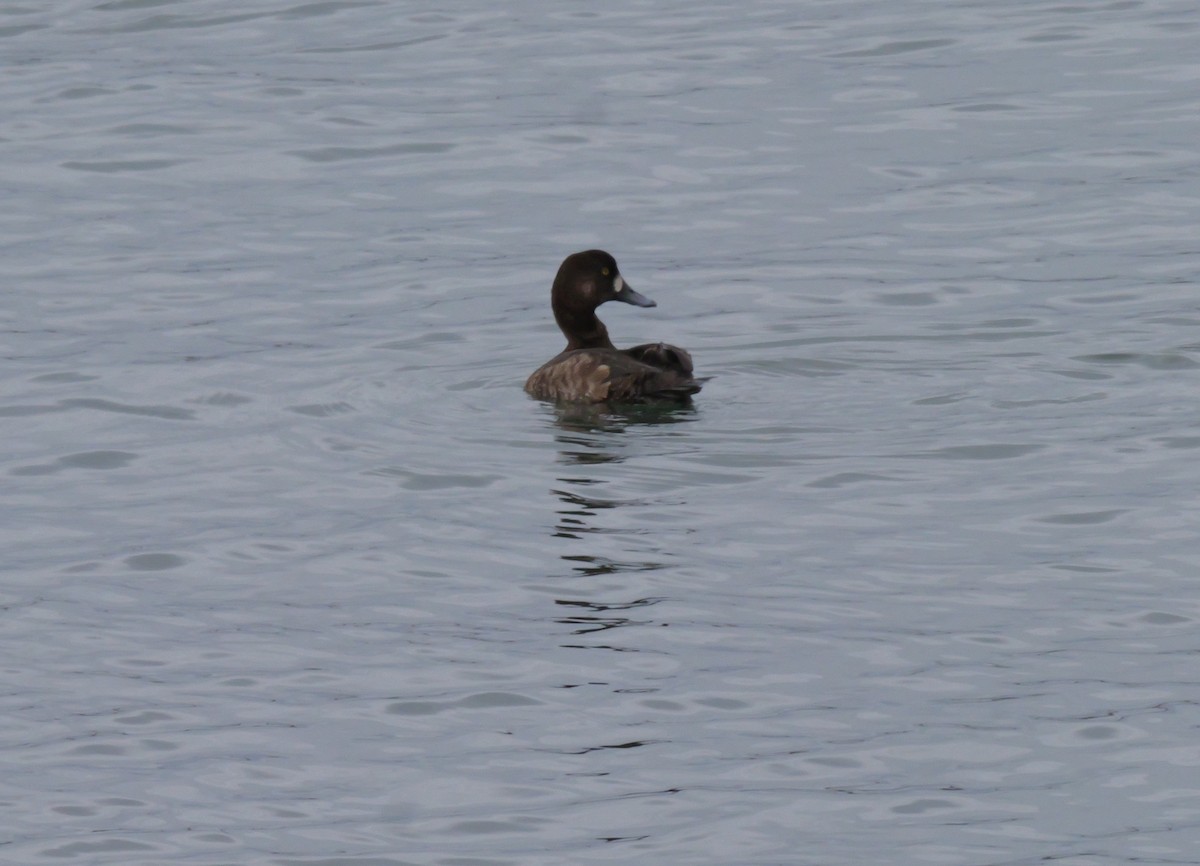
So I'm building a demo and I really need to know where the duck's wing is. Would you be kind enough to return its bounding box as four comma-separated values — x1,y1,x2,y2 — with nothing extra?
615,342,705,401
622,342,694,375
605,362,704,402
526,348,704,403
608,346,705,402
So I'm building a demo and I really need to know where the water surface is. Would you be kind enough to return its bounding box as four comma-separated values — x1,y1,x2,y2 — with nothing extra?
5,1,1200,864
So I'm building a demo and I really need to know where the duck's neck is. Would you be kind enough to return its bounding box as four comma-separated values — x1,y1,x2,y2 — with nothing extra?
555,306,615,351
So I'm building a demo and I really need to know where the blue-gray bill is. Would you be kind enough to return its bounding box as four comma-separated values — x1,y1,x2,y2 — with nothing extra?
615,280,655,308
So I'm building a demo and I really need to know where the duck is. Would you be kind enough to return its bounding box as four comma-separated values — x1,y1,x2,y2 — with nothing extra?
525,250,704,403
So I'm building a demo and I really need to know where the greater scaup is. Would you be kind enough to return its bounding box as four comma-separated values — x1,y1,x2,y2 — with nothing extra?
525,250,704,403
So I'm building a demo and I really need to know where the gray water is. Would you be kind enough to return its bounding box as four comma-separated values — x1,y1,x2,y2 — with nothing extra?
5,1,1200,863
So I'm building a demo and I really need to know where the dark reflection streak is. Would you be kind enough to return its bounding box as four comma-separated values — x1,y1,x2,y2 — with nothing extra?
555,597,664,633
556,597,666,611
555,524,646,537
551,401,698,432
545,740,658,755
543,403,696,638
557,615,650,634
560,450,623,465
553,489,624,509
560,555,666,576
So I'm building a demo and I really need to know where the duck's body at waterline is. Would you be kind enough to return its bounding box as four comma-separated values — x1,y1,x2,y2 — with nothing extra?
524,250,704,404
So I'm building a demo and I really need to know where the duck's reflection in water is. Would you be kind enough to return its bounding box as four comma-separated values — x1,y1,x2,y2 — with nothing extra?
543,401,698,642
551,400,698,437
555,596,666,639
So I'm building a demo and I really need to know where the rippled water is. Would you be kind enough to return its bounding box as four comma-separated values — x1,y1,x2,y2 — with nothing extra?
6,1,1200,863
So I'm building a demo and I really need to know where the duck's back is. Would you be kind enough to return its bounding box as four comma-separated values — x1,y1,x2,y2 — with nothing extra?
525,344,702,403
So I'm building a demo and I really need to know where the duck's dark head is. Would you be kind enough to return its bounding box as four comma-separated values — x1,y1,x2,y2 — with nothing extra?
551,250,655,350
554,250,655,313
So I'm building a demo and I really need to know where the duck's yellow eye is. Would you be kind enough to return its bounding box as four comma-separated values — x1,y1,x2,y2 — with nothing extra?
601,267,610,276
